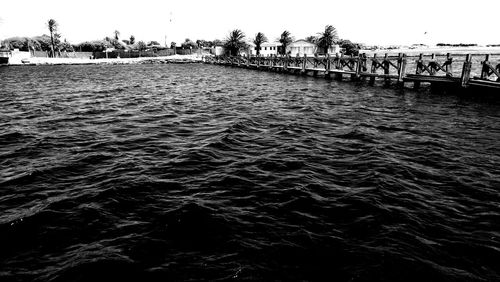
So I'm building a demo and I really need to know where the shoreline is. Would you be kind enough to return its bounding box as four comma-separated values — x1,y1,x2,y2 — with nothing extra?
6,54,205,66
361,46,500,56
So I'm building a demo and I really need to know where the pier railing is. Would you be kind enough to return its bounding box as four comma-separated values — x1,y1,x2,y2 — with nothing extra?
204,53,500,91
480,54,500,82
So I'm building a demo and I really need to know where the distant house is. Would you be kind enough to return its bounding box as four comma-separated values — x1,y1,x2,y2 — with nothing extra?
211,46,225,56
287,40,316,56
209,41,339,57
287,40,341,57
323,44,341,56
247,42,281,56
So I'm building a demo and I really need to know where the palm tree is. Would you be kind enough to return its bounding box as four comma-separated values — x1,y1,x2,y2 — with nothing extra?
317,25,338,54
196,39,205,48
253,32,268,56
279,30,293,55
224,29,245,56
47,19,58,57
305,36,317,44
114,30,120,41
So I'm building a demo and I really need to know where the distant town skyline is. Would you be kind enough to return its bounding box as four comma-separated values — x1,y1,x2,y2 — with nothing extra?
1,0,498,47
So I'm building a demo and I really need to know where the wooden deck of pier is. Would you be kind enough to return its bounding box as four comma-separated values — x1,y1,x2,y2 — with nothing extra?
204,53,500,93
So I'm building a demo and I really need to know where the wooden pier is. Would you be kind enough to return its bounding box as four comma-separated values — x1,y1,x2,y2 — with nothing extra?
204,53,500,93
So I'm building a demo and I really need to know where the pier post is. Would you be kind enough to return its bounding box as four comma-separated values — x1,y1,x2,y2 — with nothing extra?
334,54,342,81
356,54,363,80
480,54,490,79
302,54,307,74
311,54,318,77
369,54,377,85
414,53,423,89
246,54,250,68
429,54,436,75
383,53,390,86
325,54,331,78
445,53,452,77
397,53,407,87
349,55,356,81
358,53,366,81
257,55,260,69
460,54,472,88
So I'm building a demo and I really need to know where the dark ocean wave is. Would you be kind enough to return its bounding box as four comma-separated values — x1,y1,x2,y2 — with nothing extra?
0,64,499,281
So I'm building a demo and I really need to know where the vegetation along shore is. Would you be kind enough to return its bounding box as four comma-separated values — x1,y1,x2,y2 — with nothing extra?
1,19,499,66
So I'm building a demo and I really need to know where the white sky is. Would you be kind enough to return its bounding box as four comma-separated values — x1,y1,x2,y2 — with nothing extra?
0,0,498,46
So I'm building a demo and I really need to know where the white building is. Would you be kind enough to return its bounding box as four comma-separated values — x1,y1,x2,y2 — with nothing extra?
287,40,341,57
211,46,225,56
247,42,281,56
211,40,340,57
256,42,281,56
287,40,316,57
326,44,341,55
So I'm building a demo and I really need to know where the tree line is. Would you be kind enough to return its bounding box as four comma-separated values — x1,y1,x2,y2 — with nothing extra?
2,20,362,57
1,19,167,56
223,25,362,56
2,19,229,55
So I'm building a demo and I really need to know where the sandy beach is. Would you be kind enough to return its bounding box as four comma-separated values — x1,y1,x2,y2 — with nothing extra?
7,53,204,66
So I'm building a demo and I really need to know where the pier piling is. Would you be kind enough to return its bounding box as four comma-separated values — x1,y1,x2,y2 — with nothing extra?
460,54,472,88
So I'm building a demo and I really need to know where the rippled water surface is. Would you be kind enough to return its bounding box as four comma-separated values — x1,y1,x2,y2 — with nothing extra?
1,64,499,281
